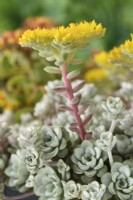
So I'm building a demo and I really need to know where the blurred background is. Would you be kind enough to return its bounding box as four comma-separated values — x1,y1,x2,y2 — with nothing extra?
0,0,133,50
0,0,133,117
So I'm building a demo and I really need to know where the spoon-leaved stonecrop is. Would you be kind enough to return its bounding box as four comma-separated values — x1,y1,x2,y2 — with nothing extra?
19,21,106,66
2,19,133,200
19,21,106,141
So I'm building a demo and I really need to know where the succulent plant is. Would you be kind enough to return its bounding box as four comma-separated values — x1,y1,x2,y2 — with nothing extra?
34,80,64,122
115,134,133,156
22,146,43,175
90,125,106,140
62,180,81,199
3,17,133,200
81,181,106,200
7,116,42,150
34,94,57,121
72,81,97,105
25,174,35,188
44,80,63,103
119,113,133,136
7,123,21,149
102,96,125,120
5,150,29,193
55,111,75,127
71,140,107,183
118,82,133,102
17,125,39,148
0,110,14,138
101,161,133,200
57,159,70,181
34,166,63,200
20,113,33,124
45,80,64,94
37,126,70,160
96,131,117,151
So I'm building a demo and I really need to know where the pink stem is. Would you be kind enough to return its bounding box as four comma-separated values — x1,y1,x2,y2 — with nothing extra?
60,65,86,140
4,191,34,200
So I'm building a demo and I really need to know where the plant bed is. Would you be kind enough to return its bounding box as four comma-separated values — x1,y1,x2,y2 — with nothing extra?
1,20,133,200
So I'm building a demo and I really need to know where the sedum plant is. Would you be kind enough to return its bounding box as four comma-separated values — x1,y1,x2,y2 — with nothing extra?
101,161,133,200
5,150,30,193
2,20,133,200
71,140,108,183
62,180,81,200
81,181,106,200
34,166,63,200
36,126,70,160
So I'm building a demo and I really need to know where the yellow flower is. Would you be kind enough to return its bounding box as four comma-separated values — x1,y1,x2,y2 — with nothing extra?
110,42,133,68
54,21,105,46
19,21,106,50
94,51,115,69
93,36,133,81
94,45,132,70
109,47,121,60
121,34,133,58
108,35,133,68
84,68,108,82
19,28,55,49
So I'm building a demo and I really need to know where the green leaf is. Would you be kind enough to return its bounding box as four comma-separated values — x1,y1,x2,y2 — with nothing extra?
44,66,61,74
101,173,112,186
67,70,80,80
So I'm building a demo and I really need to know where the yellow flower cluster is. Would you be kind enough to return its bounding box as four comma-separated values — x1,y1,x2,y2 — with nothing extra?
94,51,115,69
121,34,133,57
19,28,54,48
54,21,105,45
19,21,106,50
84,68,108,82
94,34,133,70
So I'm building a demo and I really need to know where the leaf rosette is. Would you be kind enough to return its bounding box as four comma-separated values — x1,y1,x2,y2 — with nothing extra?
102,161,133,200
71,140,107,183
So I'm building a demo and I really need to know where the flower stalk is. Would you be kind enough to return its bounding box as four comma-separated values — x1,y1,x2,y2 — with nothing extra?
60,64,87,140
107,149,113,166
109,119,117,133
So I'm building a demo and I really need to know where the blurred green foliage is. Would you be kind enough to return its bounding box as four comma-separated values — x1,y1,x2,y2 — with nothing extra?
0,0,133,50
0,17,57,117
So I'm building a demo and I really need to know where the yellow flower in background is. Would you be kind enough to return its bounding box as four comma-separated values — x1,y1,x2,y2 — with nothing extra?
109,47,122,61
121,34,133,58
109,38,133,68
94,35,133,71
19,21,106,50
94,51,115,69
93,34,133,82
84,68,108,82
109,34,133,66
108,46,127,67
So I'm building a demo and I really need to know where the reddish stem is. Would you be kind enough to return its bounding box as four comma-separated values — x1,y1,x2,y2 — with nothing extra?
60,65,87,140
4,191,34,200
